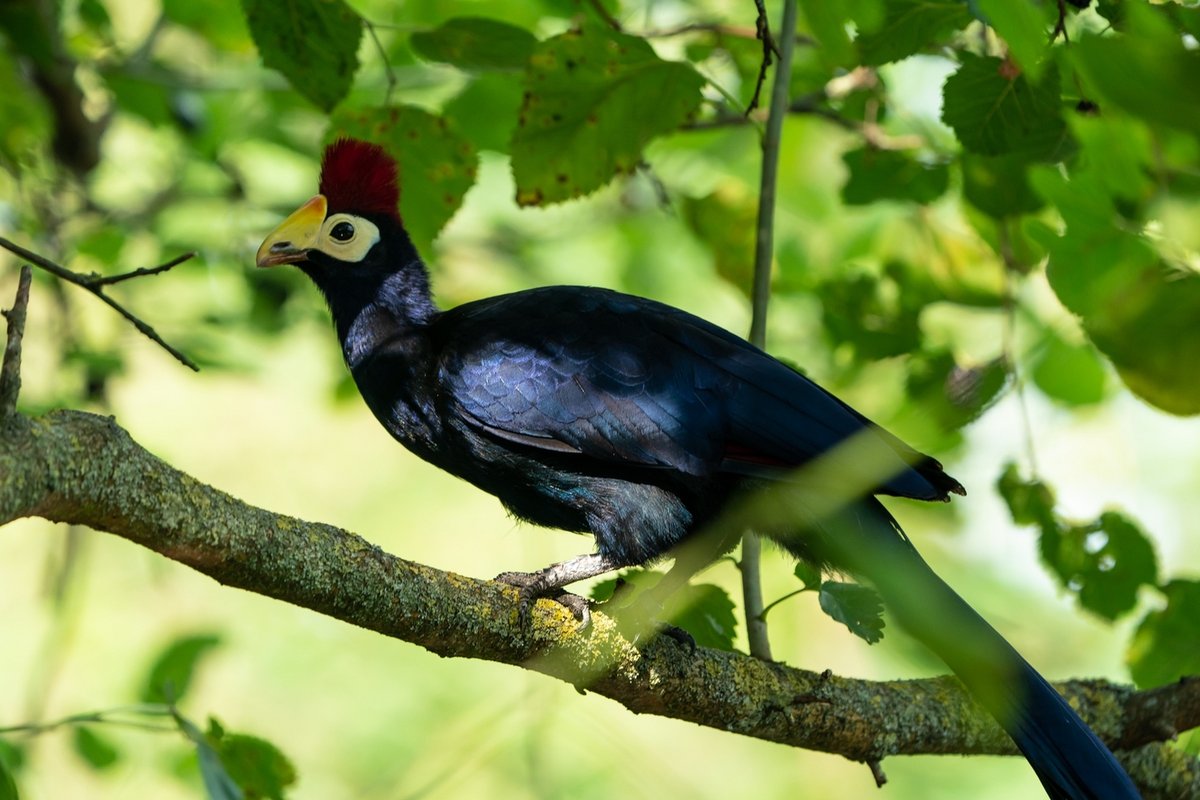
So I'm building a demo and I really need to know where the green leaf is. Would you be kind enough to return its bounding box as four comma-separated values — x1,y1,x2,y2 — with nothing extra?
1031,166,1200,415
510,25,704,206
213,732,296,800
410,17,537,71
818,581,885,644
140,633,222,704
858,0,972,66
72,727,120,771
164,0,250,49
794,561,823,591
841,147,949,205
0,747,16,800
798,0,855,67
1128,580,1200,688
960,153,1044,218
907,351,1010,431
1074,4,1200,137
173,712,242,800
941,53,1068,161
681,184,758,299
327,106,478,255
820,269,923,360
1030,332,1108,407
996,462,1056,529
975,0,1054,80
241,0,362,112
443,74,525,154
1040,513,1158,621
670,584,738,651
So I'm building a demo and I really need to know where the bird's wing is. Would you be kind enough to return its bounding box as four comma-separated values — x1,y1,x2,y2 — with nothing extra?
435,287,958,499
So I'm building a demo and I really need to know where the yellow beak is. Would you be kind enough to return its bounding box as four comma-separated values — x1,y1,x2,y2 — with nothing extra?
255,195,328,268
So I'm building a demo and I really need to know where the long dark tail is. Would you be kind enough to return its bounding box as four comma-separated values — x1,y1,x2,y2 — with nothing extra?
778,498,1140,800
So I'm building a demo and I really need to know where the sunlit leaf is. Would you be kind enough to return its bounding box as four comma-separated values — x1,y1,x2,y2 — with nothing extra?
443,74,525,154
1030,332,1108,407
241,0,362,112
975,0,1054,80
140,633,222,704
328,106,479,254
682,184,757,298
410,17,537,72
1128,580,1200,688
1040,513,1158,621
212,731,296,800
510,25,703,206
819,581,885,644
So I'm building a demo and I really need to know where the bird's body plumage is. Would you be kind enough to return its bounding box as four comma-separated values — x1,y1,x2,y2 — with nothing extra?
256,139,1141,800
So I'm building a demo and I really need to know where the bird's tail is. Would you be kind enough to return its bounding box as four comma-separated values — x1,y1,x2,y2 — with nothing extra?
775,498,1140,800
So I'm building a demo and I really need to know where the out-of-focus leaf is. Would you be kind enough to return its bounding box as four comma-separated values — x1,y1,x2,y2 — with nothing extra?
443,74,524,154
682,184,757,298
1069,114,1153,205
1128,580,1200,688
1030,332,1108,407
211,730,296,800
670,584,738,651
1040,512,1158,621
328,106,478,255
794,561,822,591
841,147,949,206
818,581,885,644
241,0,362,112
0,48,51,171
908,351,1009,431
164,0,250,49
410,17,537,71
975,0,1053,80
996,462,1056,529
960,153,1044,219
140,633,222,704
1074,4,1200,137
510,25,703,206
72,727,120,771
942,54,1068,160
798,0,855,67
857,0,971,66
820,269,923,360
0,745,16,800
1031,166,1200,415
172,712,242,800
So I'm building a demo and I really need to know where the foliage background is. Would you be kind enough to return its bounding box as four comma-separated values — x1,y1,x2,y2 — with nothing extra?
2,0,1199,797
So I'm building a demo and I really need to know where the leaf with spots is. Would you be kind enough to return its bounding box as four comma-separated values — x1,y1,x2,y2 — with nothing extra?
241,0,362,112
410,17,537,72
510,25,704,206
328,106,479,255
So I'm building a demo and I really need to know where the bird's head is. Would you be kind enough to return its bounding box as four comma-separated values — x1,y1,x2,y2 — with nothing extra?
256,138,433,326
256,138,417,281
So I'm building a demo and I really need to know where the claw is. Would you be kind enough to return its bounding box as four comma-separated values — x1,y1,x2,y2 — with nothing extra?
495,571,593,630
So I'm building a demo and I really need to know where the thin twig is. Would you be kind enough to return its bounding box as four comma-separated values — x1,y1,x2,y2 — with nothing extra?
0,705,177,737
585,0,623,32
741,0,801,662
746,0,779,114
363,19,398,105
683,93,853,132
0,237,198,371
1,266,32,419
641,21,813,46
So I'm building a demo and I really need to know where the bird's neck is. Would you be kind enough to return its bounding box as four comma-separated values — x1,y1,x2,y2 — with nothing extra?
310,266,439,367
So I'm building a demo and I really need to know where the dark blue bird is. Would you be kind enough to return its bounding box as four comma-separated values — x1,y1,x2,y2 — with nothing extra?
257,139,1140,800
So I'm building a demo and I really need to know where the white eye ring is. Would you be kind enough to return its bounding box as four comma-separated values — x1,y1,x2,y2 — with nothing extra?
319,213,380,263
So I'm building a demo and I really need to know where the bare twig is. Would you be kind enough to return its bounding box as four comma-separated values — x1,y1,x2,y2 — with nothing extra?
684,93,854,132
641,21,813,46
0,237,198,371
1,266,32,419
747,0,781,114
363,19,398,105
585,0,623,32
741,0,801,662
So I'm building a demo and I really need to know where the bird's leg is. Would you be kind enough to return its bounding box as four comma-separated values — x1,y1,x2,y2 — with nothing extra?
496,552,622,630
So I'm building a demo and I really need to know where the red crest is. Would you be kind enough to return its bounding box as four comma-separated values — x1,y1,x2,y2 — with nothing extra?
319,138,401,219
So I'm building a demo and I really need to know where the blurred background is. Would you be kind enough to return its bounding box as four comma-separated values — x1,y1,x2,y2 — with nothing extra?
2,0,1199,797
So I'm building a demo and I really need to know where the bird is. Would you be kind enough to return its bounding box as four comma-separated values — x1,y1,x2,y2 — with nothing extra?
256,138,1140,800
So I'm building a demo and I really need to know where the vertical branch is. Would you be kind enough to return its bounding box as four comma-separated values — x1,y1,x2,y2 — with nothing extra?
742,0,800,661
1,266,33,420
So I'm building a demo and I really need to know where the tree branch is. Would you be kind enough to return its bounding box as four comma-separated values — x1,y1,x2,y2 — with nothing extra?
0,408,1196,796
0,237,197,371
1,267,32,421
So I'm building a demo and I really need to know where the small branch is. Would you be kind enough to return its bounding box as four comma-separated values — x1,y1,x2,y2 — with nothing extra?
747,0,779,114
641,21,813,46
1,266,32,419
0,237,198,371
683,93,854,132
362,19,398,105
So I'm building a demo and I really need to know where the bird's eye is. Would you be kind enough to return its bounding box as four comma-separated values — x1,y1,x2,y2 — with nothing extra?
330,221,355,242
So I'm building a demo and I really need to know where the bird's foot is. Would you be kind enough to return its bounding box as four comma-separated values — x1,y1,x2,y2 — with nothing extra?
495,571,593,630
